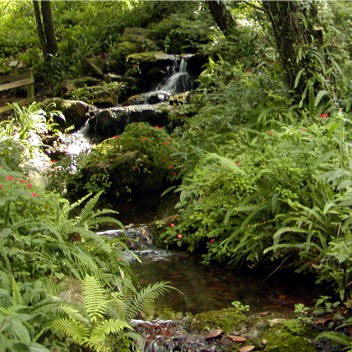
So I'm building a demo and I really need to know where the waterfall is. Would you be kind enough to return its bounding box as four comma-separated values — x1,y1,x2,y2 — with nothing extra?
157,57,192,95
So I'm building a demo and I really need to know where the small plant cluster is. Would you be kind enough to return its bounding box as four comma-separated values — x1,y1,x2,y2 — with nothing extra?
64,122,180,202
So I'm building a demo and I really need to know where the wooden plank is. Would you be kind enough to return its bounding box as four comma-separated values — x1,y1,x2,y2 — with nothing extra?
0,97,34,114
0,74,28,83
0,78,34,92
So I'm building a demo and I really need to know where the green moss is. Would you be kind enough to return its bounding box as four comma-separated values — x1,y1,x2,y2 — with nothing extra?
70,81,127,106
263,327,315,352
190,308,247,333
127,51,175,63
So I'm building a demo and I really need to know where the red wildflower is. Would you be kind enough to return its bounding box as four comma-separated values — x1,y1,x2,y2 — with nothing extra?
19,179,27,184
31,192,38,197
0,184,3,190
162,141,170,145
51,160,57,163
169,223,175,228
5,176,14,181
176,233,183,239
209,239,215,244
27,184,33,189
320,113,329,118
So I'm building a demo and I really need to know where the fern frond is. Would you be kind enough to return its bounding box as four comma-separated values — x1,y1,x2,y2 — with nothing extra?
82,276,109,323
52,317,89,344
316,331,352,348
58,304,88,325
90,318,131,343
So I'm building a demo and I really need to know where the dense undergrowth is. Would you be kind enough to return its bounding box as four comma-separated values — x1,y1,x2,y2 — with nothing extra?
4,0,352,350
0,106,170,350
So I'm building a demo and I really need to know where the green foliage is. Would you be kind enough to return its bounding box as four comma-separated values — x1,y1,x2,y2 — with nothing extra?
316,331,352,351
0,103,63,171
53,275,170,352
53,275,132,352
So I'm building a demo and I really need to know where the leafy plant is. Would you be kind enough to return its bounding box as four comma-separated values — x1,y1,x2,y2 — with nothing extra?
53,275,170,352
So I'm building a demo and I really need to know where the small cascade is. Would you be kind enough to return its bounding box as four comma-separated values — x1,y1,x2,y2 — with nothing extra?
157,58,192,95
65,120,92,156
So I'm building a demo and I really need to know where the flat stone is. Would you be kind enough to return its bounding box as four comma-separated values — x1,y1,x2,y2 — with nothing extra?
204,329,223,341
227,335,247,343
9,60,18,67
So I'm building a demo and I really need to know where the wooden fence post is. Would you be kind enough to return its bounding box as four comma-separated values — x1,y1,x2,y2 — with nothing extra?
0,71,35,114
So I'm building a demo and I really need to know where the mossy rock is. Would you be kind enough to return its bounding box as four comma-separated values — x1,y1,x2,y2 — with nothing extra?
69,82,127,107
190,308,248,334
121,27,152,43
127,51,177,65
66,123,179,202
263,326,315,352
43,97,94,130
59,76,101,98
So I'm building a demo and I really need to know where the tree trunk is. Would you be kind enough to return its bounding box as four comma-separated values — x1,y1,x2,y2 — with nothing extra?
262,0,323,99
33,0,58,59
41,0,58,56
207,0,236,35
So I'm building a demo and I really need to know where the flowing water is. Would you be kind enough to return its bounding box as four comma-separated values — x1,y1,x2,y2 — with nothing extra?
98,226,318,320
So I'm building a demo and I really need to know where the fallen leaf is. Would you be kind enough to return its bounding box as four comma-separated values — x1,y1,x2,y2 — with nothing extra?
205,329,223,341
227,335,247,343
314,318,331,325
259,311,271,316
239,346,255,352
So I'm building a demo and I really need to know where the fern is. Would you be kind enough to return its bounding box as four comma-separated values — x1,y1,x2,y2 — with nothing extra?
316,331,352,350
52,275,168,352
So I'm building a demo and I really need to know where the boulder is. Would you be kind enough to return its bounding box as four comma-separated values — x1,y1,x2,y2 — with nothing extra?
59,76,101,98
68,82,127,108
123,91,171,105
88,104,170,138
43,98,95,130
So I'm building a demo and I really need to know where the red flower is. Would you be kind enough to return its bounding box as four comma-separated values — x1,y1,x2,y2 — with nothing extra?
51,160,57,163
209,239,215,244
162,141,170,145
31,192,38,197
5,176,14,181
0,184,3,190
320,113,329,118
27,184,33,189
19,179,27,184
169,223,175,228
176,233,183,239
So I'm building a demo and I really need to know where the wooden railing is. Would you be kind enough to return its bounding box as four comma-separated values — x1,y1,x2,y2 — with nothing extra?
0,71,35,114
